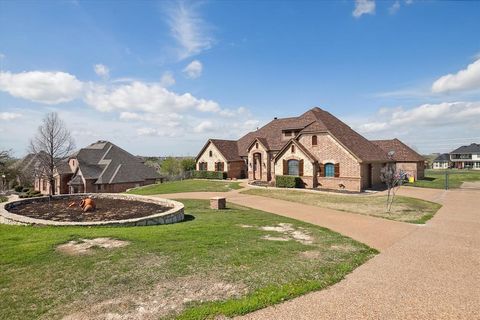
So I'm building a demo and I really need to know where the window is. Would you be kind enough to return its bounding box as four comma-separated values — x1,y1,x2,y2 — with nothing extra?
256,143,259,149
325,163,335,177
291,145,295,153
288,159,299,176
199,162,207,171
215,162,225,172
284,131,292,137
312,135,317,146
209,150,213,157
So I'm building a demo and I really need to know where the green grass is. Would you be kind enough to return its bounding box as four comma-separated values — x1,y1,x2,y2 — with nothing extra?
0,200,376,320
241,189,441,224
126,179,242,195
0,196,7,203
406,169,480,189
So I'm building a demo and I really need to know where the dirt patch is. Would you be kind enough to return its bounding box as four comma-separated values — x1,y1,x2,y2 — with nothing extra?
238,224,254,228
330,244,358,252
262,235,290,242
57,238,130,256
260,223,313,244
8,197,170,222
300,251,322,259
62,276,246,320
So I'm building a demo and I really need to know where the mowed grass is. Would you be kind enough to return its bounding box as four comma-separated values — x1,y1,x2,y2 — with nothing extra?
0,196,7,203
126,179,242,195
406,169,480,189
241,189,441,224
0,200,376,320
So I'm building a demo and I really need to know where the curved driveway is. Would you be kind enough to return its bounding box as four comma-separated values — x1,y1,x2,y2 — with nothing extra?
159,186,480,319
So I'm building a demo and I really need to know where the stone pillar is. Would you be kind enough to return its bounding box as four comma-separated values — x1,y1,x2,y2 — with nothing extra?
210,197,226,210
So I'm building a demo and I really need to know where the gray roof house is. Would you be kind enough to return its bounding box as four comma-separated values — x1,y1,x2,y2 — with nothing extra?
449,143,480,169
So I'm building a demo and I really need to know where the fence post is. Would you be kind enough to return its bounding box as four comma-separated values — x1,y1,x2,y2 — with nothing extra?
445,171,449,190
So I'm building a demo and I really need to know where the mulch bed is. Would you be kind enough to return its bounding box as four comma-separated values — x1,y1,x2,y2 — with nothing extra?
8,197,170,222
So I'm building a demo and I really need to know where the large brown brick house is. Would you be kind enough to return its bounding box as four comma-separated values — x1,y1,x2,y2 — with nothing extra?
196,107,423,192
35,140,160,194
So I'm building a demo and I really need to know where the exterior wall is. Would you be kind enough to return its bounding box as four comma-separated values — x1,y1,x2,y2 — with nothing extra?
396,161,424,180
273,145,316,188
196,142,228,173
227,161,246,179
433,161,449,169
248,141,270,181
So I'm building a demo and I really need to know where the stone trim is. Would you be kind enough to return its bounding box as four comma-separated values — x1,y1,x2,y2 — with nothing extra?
1,193,184,227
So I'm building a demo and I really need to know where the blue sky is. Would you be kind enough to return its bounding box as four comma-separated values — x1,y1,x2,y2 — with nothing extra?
1,0,480,156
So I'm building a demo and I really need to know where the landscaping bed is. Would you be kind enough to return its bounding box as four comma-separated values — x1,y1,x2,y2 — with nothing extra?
6,197,170,222
0,199,376,320
241,189,442,224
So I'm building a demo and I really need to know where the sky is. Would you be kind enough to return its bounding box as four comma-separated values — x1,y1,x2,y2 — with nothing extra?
1,0,480,157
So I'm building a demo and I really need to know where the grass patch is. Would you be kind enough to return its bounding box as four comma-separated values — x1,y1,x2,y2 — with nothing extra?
0,196,7,203
126,179,242,195
406,169,480,189
241,189,441,224
0,200,375,320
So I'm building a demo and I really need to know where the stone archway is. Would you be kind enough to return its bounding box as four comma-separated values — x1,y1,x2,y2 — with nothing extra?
253,152,262,180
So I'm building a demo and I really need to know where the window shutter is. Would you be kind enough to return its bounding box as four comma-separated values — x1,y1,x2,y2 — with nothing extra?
323,164,327,177
334,163,340,177
318,163,323,177
299,159,304,176
283,159,288,175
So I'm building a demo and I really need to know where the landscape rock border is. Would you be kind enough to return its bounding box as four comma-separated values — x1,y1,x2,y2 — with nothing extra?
0,193,184,226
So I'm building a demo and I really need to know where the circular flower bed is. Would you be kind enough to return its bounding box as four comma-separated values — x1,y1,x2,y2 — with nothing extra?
1,193,184,226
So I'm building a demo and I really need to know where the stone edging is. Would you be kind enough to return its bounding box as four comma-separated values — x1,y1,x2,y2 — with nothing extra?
1,193,184,226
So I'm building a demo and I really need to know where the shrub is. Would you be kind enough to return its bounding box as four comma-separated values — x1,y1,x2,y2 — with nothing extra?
14,185,24,192
275,175,303,188
22,187,30,193
0,196,7,203
193,170,226,180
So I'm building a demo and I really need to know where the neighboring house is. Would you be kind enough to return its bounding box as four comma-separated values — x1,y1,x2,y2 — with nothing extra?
197,107,396,192
371,139,425,180
13,151,48,186
449,143,480,169
432,153,451,169
35,140,160,194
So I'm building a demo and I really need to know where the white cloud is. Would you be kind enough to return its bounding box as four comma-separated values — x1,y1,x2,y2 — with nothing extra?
94,64,110,78
160,71,175,87
166,2,213,59
193,120,214,133
84,81,221,113
0,71,83,104
353,0,375,18
432,58,480,93
0,112,22,120
0,53,5,60
389,1,401,14
183,60,203,79
405,0,413,4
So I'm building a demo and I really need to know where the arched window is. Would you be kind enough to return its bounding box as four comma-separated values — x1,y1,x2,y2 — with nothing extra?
291,145,295,153
209,150,213,157
312,135,317,146
256,143,259,149
288,159,299,176
324,163,335,177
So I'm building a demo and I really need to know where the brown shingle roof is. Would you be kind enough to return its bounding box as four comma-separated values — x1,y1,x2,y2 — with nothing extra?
206,139,243,162
371,138,425,162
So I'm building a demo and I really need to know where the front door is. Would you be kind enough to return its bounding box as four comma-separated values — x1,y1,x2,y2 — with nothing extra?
253,153,262,180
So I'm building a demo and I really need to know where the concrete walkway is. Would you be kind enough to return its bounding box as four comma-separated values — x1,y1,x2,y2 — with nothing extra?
159,185,479,319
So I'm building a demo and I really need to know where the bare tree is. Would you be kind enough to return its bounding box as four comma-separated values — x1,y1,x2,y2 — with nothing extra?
380,163,407,213
29,112,75,196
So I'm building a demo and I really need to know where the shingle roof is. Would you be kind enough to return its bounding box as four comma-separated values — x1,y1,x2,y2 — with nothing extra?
73,141,160,185
371,138,425,162
450,143,480,154
434,153,450,162
209,139,242,162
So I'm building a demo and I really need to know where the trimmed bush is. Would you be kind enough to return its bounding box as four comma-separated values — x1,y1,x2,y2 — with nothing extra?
22,187,30,193
275,175,303,188
14,186,24,192
193,170,226,180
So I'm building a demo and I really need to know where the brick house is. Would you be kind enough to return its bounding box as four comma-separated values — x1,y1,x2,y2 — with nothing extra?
196,107,409,192
35,140,160,194
371,139,425,180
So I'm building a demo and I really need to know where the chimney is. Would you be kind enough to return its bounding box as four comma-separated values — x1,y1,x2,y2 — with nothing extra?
274,117,278,120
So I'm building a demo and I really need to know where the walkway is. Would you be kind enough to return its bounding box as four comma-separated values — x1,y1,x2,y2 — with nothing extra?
160,185,479,319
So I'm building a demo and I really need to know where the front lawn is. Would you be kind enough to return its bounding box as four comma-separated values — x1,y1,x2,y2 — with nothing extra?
126,179,242,195
407,169,480,189
241,189,441,224
0,200,375,320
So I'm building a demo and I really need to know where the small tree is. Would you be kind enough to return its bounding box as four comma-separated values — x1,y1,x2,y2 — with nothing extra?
380,163,406,212
160,157,182,177
0,149,17,192
180,158,196,172
29,112,75,196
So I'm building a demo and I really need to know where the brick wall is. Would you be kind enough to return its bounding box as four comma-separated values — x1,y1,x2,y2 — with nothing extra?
227,161,246,179
396,161,424,180
196,142,228,172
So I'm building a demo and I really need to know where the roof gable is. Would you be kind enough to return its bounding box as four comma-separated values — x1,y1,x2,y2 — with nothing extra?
450,143,480,154
371,139,425,162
